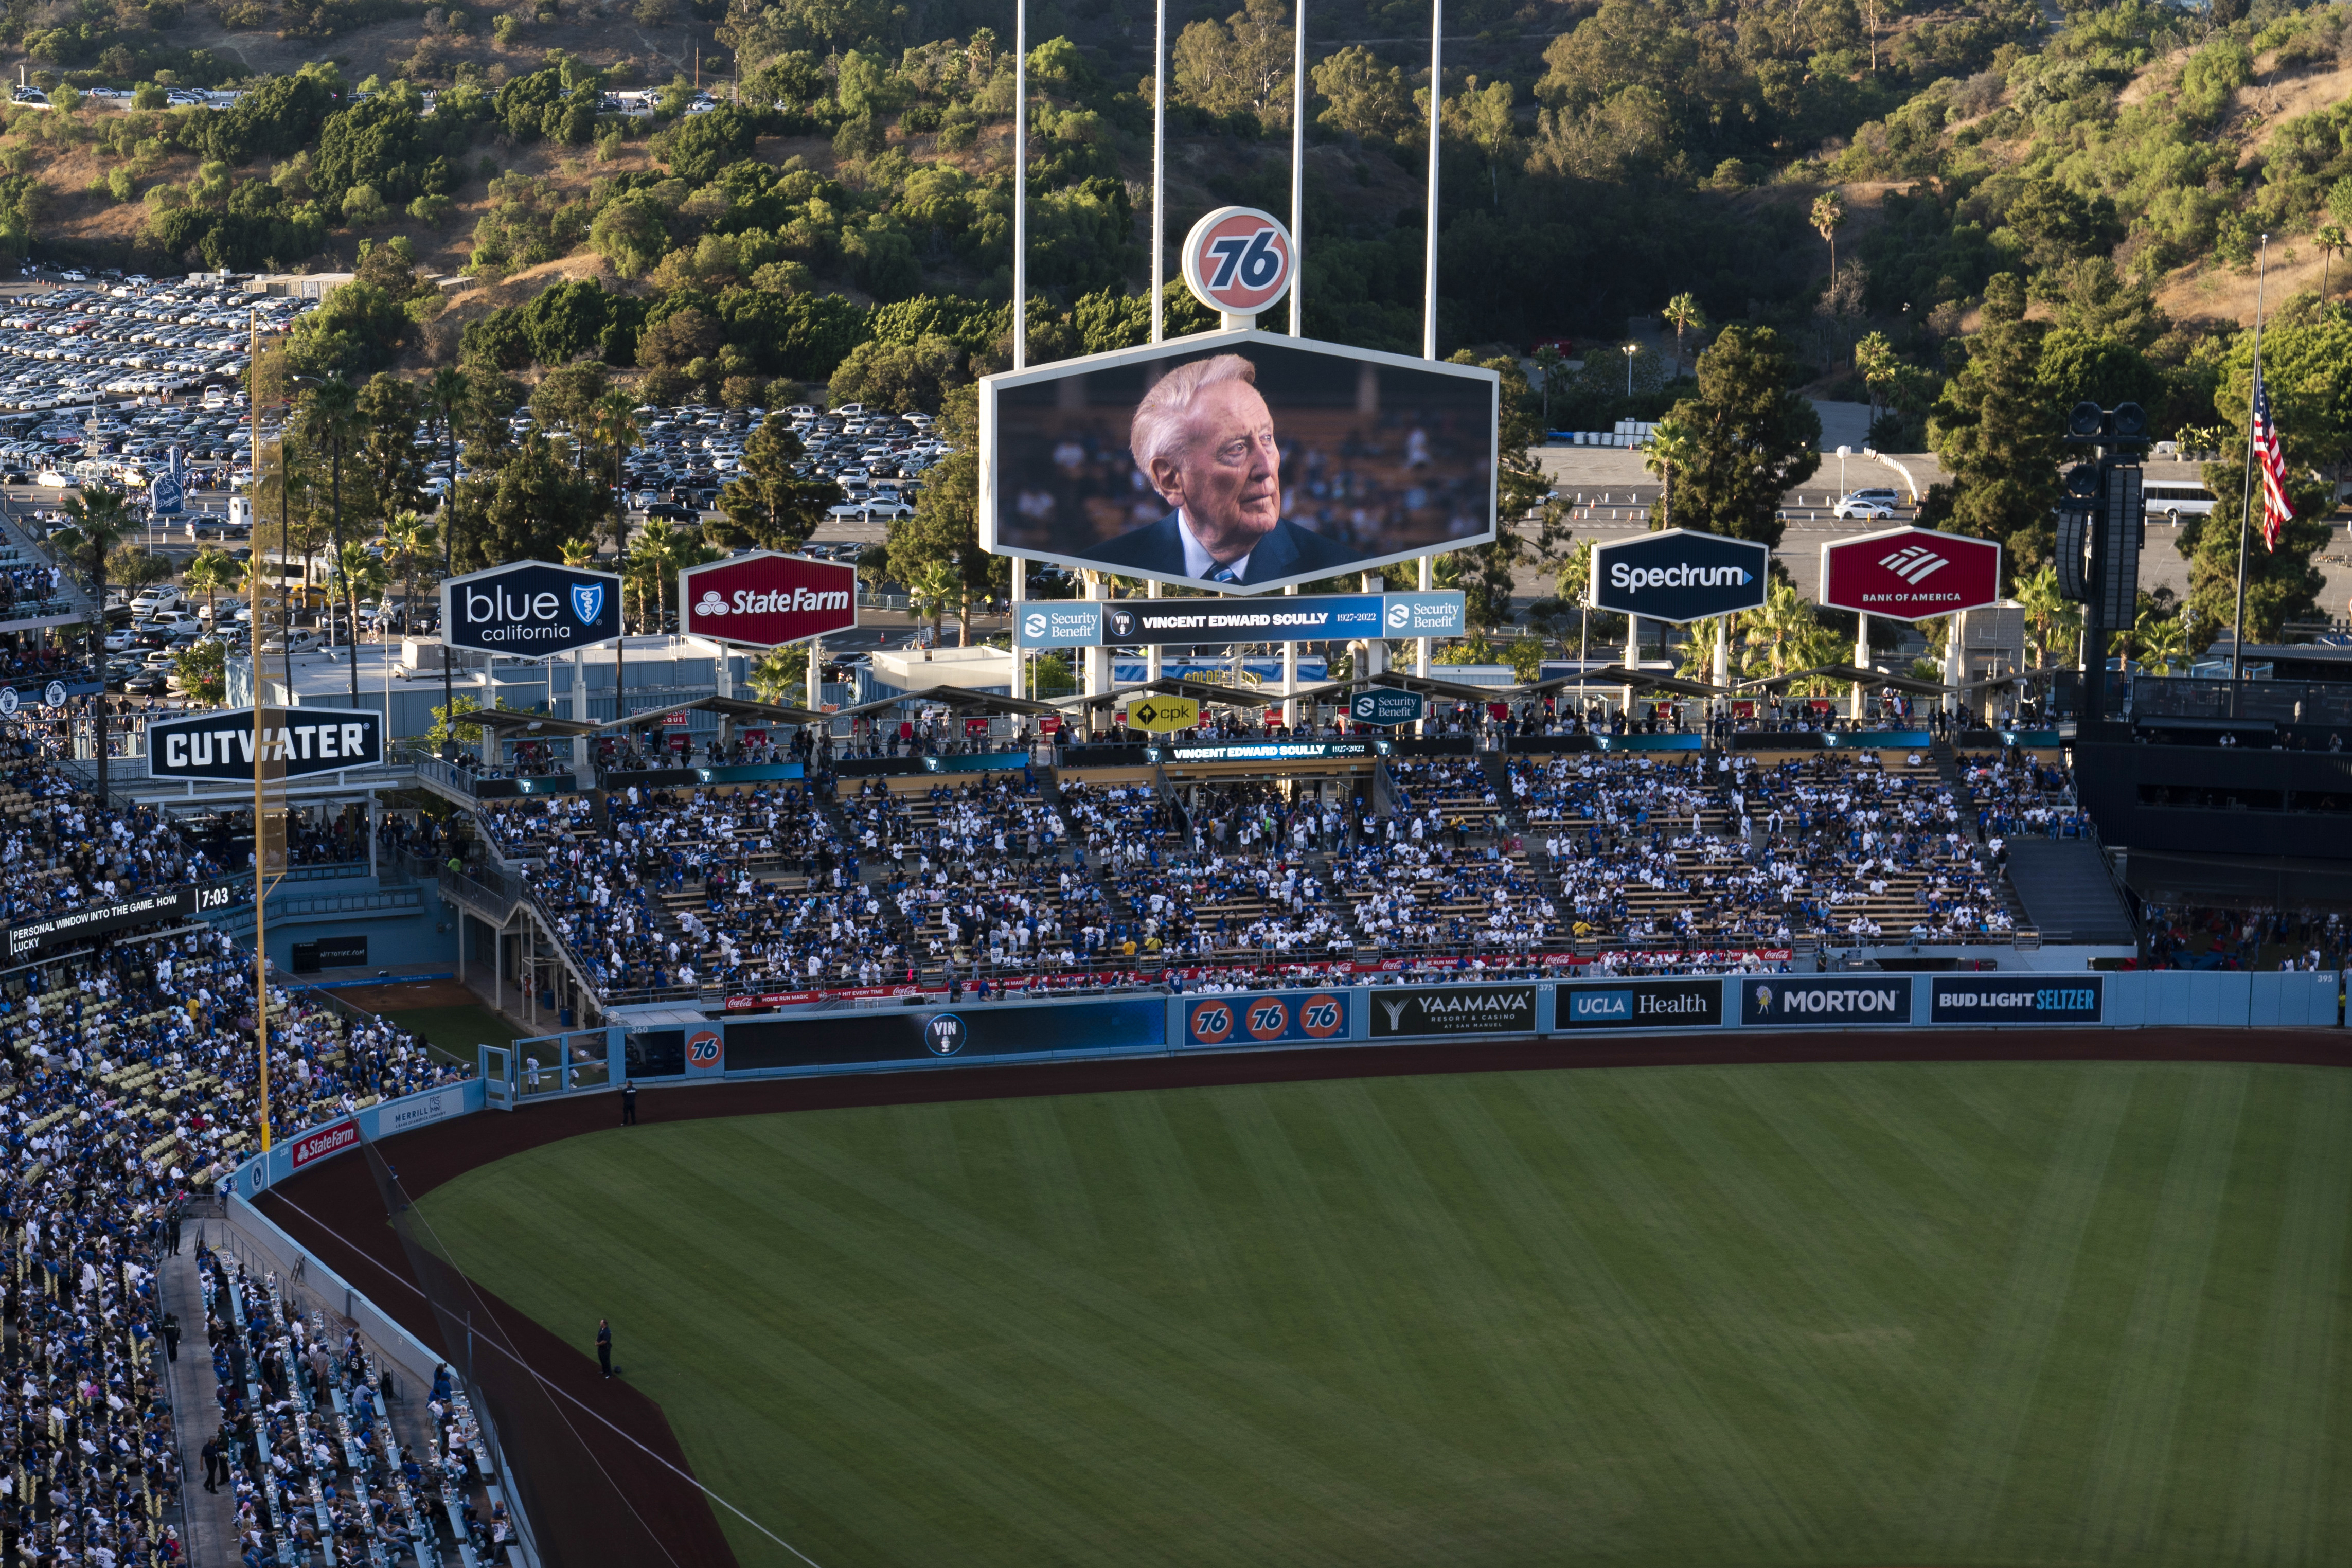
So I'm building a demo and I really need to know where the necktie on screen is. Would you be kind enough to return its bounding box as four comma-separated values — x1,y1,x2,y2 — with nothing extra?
1205,565,1240,584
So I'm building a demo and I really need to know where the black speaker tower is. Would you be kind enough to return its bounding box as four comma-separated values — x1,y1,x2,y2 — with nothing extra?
2055,401,2150,724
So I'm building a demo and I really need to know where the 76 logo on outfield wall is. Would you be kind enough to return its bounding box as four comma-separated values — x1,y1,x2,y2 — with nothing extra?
1189,1001,1235,1044
686,1030,723,1068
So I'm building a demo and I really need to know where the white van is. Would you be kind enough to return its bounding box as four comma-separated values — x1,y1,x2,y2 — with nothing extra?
2145,480,2216,523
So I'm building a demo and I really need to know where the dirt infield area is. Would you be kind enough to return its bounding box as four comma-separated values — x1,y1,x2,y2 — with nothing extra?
256,1025,2352,1568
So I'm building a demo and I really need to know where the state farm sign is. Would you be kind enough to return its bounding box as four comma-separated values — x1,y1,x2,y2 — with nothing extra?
289,1117,359,1169
1821,526,2001,621
678,551,859,649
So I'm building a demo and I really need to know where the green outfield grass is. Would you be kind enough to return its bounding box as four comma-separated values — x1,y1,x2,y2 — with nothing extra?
417,1061,2352,1567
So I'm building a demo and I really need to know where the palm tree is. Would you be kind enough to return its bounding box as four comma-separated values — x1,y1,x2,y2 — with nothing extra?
2014,564,2080,671
1811,189,1846,279
426,364,468,757
629,516,690,637
379,512,435,637
1531,344,1565,426
1737,579,1840,682
591,389,640,719
2135,607,2188,674
54,488,133,804
294,373,364,705
1661,292,1706,378
2318,224,2348,298
559,536,600,568
1641,416,1697,528
907,558,961,645
330,542,387,665
183,545,238,634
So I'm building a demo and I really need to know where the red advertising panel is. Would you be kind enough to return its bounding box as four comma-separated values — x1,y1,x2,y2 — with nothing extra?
1821,527,2001,621
679,551,858,648
290,1117,359,1169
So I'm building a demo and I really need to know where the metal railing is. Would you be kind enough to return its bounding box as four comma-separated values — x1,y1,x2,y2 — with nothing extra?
2132,676,2352,726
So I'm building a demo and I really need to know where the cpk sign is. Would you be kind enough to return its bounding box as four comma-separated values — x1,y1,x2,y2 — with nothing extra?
1821,526,2001,621
679,551,858,648
289,1117,360,1169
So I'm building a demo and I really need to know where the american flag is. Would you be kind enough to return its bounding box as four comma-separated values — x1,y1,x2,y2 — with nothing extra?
2253,369,2295,551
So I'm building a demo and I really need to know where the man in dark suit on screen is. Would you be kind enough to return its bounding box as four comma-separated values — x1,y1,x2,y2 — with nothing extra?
1090,353,1364,585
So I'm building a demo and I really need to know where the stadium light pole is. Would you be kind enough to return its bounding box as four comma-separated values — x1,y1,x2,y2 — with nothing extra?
1290,0,1306,337
1013,4,1027,375
2229,232,2268,714
1152,0,1166,346
1422,0,1441,361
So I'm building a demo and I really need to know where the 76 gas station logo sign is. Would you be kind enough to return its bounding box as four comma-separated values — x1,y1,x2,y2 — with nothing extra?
1182,206,1295,317
1185,991,1346,1046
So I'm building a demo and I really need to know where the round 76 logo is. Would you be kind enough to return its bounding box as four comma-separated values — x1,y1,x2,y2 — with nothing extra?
1188,992,1345,1045
685,1029,723,1068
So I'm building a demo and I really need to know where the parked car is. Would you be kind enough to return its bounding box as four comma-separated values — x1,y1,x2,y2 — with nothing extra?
122,668,170,695
1831,489,1903,520
129,585,181,614
259,629,320,655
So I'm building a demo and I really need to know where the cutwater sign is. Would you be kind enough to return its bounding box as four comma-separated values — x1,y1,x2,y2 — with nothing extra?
1348,687,1426,726
1740,976,1913,1025
1589,529,1771,624
440,560,623,658
148,706,383,780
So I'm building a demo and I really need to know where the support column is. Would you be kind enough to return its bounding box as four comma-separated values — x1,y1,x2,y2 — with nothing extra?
1083,572,1110,706
1944,611,1964,715
1146,578,1162,684
1361,572,1385,679
1623,613,1640,720
1009,554,1026,700
1281,583,1298,729
1851,612,1869,721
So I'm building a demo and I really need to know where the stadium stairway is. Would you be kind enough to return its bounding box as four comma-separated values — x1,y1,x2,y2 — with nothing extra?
2002,836,2139,945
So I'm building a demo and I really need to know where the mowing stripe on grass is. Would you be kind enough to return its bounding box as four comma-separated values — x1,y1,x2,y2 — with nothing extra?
1923,1061,2136,1549
2073,1065,2251,1559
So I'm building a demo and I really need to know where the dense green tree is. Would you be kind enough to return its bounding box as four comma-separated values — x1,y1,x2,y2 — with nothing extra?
1448,351,1572,630
453,433,606,572
883,386,1005,645
357,372,426,520
827,334,965,412
1919,274,2062,580
711,418,842,550
313,91,446,214
1660,326,1821,549
662,106,759,185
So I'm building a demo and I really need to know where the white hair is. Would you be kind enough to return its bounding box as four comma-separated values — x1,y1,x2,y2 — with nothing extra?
1130,353,1257,480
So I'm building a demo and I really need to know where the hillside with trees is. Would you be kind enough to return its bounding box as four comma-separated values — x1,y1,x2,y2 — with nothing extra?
1,0,2345,644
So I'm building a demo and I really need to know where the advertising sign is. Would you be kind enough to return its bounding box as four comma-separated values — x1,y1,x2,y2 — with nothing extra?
685,1028,724,1068
1181,206,1295,318
1015,601,1106,648
679,551,859,648
4,887,196,961
1556,977,1723,1029
1589,529,1771,623
1739,975,1914,1026
1821,527,2002,621
149,449,184,516
724,999,1166,1071
1156,738,1376,763
1183,990,1349,1047
440,560,623,658
1021,593,1467,647
1348,688,1426,726
980,329,1499,596
1929,975,2104,1024
148,707,382,781
1366,983,1538,1038
289,1117,360,1170
1125,696,1201,732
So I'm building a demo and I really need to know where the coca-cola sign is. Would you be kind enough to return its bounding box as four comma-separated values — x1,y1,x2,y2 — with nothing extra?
679,551,859,648
1820,526,2001,621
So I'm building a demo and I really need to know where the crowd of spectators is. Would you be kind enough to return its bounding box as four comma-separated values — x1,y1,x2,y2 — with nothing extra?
0,745,470,1566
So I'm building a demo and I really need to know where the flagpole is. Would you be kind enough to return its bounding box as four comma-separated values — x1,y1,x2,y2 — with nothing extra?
2229,233,2267,711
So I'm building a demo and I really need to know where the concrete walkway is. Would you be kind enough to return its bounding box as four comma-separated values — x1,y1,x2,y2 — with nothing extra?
160,1220,241,1567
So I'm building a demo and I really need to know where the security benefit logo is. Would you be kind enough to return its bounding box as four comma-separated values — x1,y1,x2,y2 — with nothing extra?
1740,975,1915,1026
1367,984,1537,1038
1929,975,2104,1024
1185,991,1348,1046
1557,978,1722,1030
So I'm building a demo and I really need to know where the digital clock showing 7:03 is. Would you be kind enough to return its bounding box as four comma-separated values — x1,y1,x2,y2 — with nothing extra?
193,885,236,913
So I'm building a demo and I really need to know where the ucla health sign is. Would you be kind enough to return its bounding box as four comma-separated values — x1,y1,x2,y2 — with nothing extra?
1557,978,1721,1030
1018,592,1465,647
440,561,622,658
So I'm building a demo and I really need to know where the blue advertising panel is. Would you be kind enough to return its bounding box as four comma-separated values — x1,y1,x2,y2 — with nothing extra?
1555,977,1724,1030
1015,601,1106,648
1020,593,1466,646
1738,975,1915,1026
1928,975,2103,1024
723,998,1166,1072
1348,688,1427,726
1180,989,1351,1047
1383,593,1467,638
1589,529,1771,625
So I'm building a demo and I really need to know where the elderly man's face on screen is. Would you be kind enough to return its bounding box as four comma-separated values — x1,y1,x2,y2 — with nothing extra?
1142,378,1283,561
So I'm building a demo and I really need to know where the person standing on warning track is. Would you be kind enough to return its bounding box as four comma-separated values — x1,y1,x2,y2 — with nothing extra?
1093,354,1363,585
597,1319,613,1378
620,1079,636,1125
